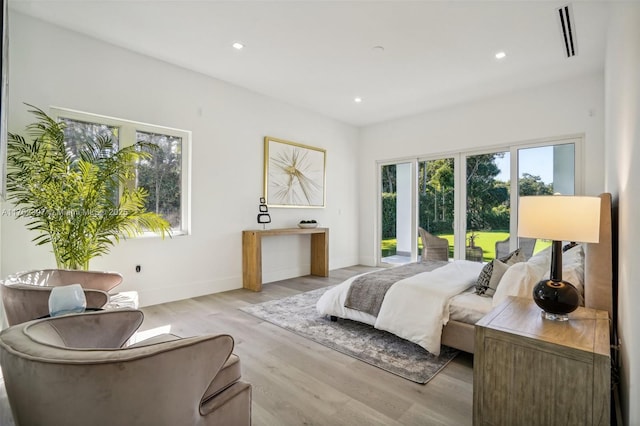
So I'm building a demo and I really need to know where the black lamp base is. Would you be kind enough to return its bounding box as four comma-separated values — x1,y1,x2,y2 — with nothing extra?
532,279,580,322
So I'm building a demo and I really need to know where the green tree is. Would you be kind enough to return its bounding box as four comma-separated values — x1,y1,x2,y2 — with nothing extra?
518,173,554,196
418,158,455,234
466,153,509,232
136,132,182,228
381,164,396,193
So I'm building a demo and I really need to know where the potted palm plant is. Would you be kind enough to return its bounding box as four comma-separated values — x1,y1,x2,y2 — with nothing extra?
6,105,171,270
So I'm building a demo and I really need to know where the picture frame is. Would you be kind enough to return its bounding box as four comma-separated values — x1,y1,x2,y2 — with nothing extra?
264,136,326,208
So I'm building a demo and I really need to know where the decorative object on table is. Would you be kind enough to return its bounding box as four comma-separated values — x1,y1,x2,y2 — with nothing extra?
298,219,318,229
48,284,87,317
240,287,459,384
264,136,326,208
6,105,171,270
256,196,271,229
518,195,601,321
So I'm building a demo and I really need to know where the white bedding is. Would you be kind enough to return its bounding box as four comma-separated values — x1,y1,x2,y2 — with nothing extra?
316,260,484,355
449,288,494,324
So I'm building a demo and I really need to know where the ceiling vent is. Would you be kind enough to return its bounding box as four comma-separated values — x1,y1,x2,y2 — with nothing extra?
557,4,577,58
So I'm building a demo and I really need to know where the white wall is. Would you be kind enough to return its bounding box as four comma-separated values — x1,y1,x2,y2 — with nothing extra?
2,12,360,306
605,3,640,424
358,73,605,265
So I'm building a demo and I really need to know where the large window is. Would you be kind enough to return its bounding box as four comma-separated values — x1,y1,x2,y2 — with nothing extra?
377,137,582,265
52,107,191,234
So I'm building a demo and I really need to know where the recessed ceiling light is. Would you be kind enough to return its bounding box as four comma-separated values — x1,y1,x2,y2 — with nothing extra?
495,51,507,59
372,46,385,52
232,42,245,50
354,97,363,103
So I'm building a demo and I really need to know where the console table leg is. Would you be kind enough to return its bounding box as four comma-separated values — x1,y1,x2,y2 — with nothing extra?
310,230,329,277
242,232,262,291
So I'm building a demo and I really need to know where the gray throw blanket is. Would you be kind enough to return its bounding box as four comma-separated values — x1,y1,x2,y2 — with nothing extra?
344,261,448,317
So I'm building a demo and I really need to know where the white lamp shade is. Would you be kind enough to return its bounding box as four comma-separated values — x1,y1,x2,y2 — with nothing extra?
518,196,601,243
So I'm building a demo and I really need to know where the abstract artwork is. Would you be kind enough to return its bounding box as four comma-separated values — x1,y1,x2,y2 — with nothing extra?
264,136,326,208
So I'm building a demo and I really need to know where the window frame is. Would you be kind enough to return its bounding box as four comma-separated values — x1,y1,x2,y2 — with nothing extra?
50,106,191,236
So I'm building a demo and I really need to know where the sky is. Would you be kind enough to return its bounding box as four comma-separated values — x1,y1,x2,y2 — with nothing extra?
494,146,554,184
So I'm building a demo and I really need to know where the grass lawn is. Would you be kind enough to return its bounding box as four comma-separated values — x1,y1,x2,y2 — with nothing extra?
382,231,551,262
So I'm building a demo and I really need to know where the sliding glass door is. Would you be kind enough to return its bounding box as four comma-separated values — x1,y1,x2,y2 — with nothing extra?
377,137,581,265
417,158,455,260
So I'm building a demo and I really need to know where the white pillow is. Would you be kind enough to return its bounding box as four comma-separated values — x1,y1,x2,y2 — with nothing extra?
560,244,585,298
528,245,551,269
492,260,547,308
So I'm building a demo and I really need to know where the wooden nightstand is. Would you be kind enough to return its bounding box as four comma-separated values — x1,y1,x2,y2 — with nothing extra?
473,296,610,426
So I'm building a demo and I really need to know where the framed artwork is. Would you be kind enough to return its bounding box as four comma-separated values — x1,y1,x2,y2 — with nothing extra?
264,136,326,208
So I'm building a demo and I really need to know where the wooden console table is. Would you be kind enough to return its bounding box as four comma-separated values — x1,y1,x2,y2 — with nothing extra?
242,227,329,291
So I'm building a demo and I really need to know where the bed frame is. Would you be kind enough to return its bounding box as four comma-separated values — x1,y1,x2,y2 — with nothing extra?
442,193,614,354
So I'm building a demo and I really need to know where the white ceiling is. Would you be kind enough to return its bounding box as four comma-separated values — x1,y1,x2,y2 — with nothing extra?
10,1,611,126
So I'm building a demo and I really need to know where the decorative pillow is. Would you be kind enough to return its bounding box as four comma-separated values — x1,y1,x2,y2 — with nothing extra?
475,248,524,296
484,259,510,297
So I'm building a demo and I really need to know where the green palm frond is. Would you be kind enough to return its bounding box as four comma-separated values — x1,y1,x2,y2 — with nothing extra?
6,106,172,270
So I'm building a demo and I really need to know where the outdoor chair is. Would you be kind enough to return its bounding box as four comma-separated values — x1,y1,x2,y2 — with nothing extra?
495,236,537,260
418,227,450,262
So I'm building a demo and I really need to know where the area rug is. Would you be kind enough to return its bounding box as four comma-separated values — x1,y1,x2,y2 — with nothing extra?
240,287,458,384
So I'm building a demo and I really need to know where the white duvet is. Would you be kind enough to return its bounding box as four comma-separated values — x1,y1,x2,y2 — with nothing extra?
316,260,484,355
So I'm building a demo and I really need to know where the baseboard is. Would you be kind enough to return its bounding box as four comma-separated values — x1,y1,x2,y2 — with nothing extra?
137,275,240,307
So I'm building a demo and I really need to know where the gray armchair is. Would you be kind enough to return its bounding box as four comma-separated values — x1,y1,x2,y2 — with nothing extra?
0,309,251,426
7,269,138,309
11,269,123,292
1,283,109,326
418,227,450,261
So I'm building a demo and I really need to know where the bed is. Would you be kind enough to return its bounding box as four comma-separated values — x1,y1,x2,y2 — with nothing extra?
317,193,613,355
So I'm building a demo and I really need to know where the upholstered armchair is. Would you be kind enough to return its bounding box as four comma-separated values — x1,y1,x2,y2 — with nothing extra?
0,309,252,426
8,269,138,309
11,269,123,292
0,283,109,326
418,227,450,262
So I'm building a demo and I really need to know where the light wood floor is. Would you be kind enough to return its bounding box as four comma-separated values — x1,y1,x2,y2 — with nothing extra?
139,266,474,426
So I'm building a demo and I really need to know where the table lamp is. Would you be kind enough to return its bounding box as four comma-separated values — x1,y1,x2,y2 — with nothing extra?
518,195,601,321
